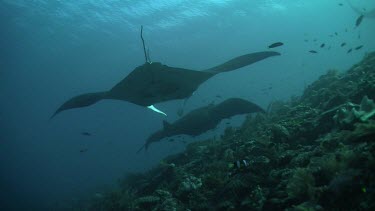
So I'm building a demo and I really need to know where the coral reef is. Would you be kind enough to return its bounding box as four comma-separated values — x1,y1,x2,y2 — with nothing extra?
82,52,375,210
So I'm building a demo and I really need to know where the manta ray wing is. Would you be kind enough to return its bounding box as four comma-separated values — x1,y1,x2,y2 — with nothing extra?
204,51,280,72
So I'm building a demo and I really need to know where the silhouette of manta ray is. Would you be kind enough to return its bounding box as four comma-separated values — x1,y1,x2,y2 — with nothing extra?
51,51,279,118
346,0,375,18
137,98,265,152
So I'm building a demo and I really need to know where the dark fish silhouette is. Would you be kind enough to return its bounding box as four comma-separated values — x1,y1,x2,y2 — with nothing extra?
338,3,343,6
81,132,92,136
268,42,283,48
320,43,325,48
355,45,363,50
356,15,364,27
51,51,280,118
347,48,353,53
137,98,265,152
80,149,88,153
341,42,346,47
309,50,318,53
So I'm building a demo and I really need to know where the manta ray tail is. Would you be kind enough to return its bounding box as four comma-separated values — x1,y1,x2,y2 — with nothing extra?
136,143,149,153
51,91,108,119
203,51,280,73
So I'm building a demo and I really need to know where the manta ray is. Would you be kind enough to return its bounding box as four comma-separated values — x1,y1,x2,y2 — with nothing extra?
346,0,375,18
137,98,265,152
51,51,279,118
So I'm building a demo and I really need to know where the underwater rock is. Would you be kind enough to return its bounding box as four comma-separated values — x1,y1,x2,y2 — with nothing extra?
250,155,271,170
293,201,323,211
271,124,290,143
355,96,375,121
333,96,375,129
241,185,266,210
347,120,375,142
286,168,315,201
155,189,178,211
134,195,160,209
179,175,202,193
223,148,235,161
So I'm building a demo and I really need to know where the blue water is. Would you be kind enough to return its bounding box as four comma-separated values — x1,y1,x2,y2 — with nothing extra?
1,0,374,210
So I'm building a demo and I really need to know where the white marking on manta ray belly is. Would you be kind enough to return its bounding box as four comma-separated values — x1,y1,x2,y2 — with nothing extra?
147,105,167,116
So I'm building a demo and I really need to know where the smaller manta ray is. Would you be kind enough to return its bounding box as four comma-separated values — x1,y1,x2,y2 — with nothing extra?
137,98,265,152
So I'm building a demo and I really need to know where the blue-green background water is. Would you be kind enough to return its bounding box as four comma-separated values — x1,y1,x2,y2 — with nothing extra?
1,0,374,210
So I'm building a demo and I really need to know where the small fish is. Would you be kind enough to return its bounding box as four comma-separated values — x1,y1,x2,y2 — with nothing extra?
341,42,346,47
347,48,352,53
268,42,284,48
309,50,318,54
304,39,309,42
356,15,364,27
355,45,363,50
80,149,88,153
338,3,343,6
168,138,175,142
216,95,222,98
335,32,338,36
81,132,91,136
320,43,325,48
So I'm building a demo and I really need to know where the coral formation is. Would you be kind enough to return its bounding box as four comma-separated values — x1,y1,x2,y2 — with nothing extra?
82,52,375,210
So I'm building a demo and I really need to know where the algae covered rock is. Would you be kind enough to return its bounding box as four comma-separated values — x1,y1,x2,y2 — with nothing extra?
333,95,375,129
178,174,202,193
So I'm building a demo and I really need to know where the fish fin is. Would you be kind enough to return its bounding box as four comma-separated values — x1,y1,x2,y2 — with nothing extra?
147,105,167,116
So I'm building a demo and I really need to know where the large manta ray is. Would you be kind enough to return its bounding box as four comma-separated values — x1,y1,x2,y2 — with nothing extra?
137,98,265,152
346,0,375,18
52,51,279,118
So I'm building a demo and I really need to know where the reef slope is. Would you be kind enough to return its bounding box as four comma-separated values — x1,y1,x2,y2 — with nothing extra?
86,52,375,210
